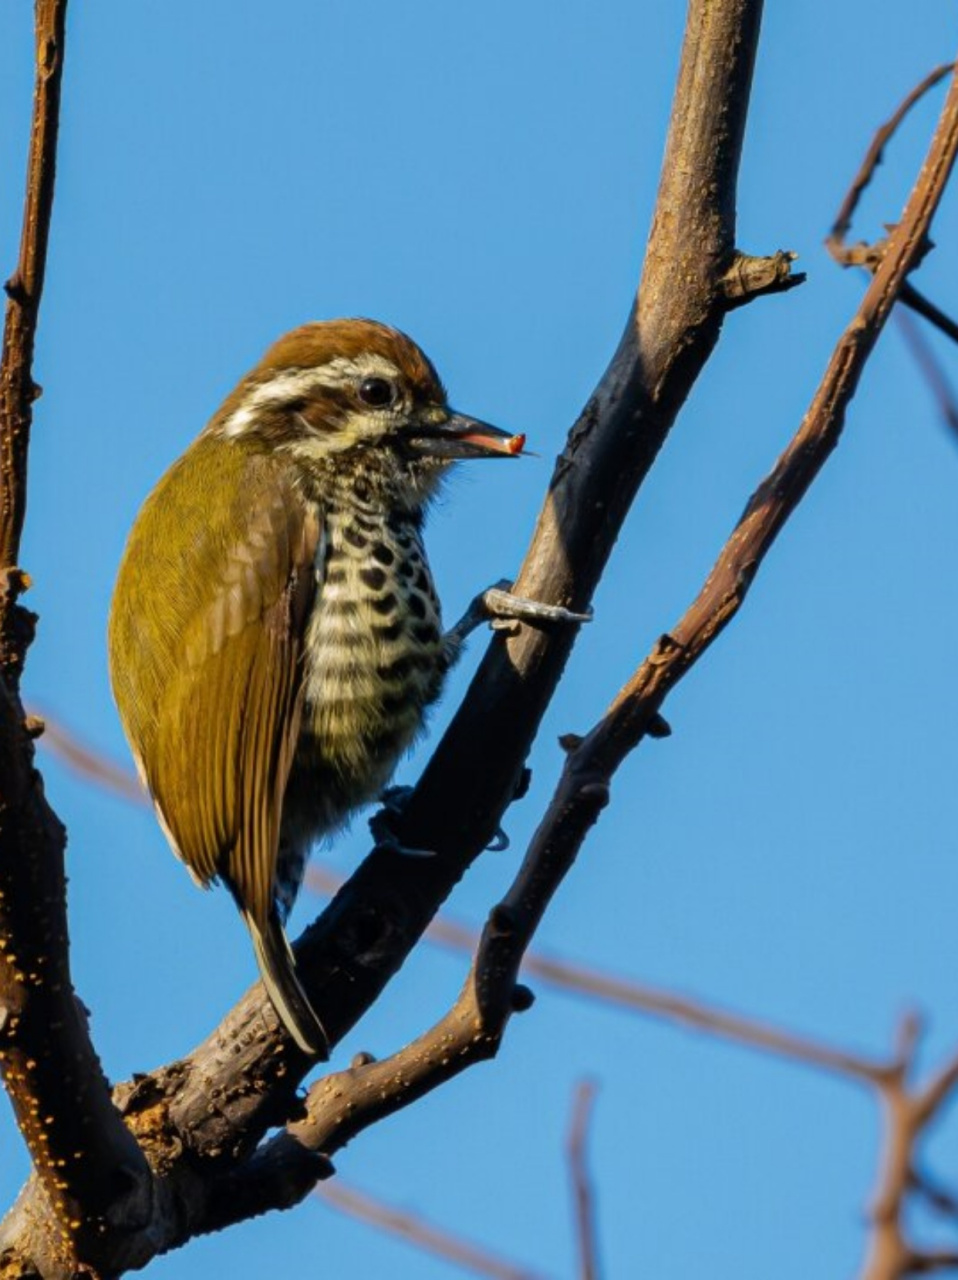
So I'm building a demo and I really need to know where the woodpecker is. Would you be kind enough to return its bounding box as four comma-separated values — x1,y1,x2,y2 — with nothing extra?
109,319,543,1057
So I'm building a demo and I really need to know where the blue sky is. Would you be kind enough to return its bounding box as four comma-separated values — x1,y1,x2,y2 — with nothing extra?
2,3,958,1277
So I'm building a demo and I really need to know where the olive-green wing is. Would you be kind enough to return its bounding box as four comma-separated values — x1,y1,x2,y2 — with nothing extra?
111,442,320,928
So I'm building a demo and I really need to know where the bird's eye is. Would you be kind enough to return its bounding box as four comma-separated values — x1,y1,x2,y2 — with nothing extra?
357,377,396,408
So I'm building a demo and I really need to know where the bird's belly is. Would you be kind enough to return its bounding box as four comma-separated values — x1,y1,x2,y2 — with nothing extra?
285,516,445,841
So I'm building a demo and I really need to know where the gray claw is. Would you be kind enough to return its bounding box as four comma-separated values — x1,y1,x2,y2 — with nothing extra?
481,586,593,627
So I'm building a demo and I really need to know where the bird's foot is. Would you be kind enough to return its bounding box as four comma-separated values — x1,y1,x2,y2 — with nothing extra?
444,579,592,658
369,786,435,857
371,784,510,854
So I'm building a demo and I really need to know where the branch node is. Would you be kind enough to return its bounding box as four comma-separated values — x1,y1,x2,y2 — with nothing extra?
510,984,535,1013
3,273,27,304
23,715,44,740
577,779,611,809
350,1050,377,1069
310,1152,336,1182
720,250,805,308
558,732,584,754
647,712,672,739
489,904,518,937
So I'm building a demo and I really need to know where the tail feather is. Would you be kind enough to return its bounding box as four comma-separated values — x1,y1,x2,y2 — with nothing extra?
245,910,329,1058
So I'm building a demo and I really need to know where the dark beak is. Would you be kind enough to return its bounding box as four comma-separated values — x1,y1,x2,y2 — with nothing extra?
406,412,527,460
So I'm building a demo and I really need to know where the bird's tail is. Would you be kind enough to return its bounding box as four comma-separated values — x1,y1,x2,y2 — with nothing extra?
244,909,329,1059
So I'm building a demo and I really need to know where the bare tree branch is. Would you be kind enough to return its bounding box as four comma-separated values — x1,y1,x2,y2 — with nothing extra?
0,7,157,1277
567,1081,601,1280
895,308,958,440
314,1180,552,1280
0,1,67,575
857,1018,958,1280
827,62,953,253
826,61,958,350
32,708,147,803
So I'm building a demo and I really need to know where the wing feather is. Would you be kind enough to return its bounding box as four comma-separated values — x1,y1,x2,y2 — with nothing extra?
111,441,320,926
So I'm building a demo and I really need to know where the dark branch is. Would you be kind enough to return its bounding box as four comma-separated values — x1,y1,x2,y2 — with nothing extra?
0,0,67,573
895,308,958,440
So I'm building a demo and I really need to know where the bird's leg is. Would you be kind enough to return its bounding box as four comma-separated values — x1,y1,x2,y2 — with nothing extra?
423,583,590,853
442,578,592,670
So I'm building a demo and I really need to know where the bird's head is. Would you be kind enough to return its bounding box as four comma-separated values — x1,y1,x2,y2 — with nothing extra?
208,319,523,504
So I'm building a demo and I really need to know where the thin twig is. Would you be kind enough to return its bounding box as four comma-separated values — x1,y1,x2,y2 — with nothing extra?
567,1081,601,1280
828,62,953,253
34,708,147,802
857,1029,958,1280
0,0,68,573
314,1181,552,1280
900,283,958,347
826,63,958,352
895,308,958,441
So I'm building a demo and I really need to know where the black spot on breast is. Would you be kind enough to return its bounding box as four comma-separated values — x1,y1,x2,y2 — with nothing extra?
413,622,439,644
413,568,431,593
398,561,416,580
371,543,395,567
343,525,368,550
407,593,427,620
377,655,413,681
371,592,398,616
375,619,404,642
360,566,387,591
382,691,413,716
329,598,360,618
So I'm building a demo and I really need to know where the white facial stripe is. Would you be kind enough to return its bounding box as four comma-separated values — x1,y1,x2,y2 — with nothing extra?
308,353,403,388
219,355,403,438
221,369,327,438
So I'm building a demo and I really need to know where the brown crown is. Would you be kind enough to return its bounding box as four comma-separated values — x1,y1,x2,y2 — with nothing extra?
253,318,445,403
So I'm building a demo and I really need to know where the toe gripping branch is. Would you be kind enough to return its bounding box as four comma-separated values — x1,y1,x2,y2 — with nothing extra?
443,578,593,663
370,784,512,855
371,585,591,857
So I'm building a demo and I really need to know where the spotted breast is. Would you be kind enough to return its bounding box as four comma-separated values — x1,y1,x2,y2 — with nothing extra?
274,494,445,915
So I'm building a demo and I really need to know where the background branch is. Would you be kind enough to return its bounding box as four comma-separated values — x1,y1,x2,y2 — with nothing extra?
567,1080,601,1280
313,1181,551,1280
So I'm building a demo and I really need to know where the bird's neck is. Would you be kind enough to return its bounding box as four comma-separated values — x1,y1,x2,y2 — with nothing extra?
294,450,445,517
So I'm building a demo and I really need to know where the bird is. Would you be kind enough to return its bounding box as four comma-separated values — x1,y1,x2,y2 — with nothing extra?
108,318,535,1058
